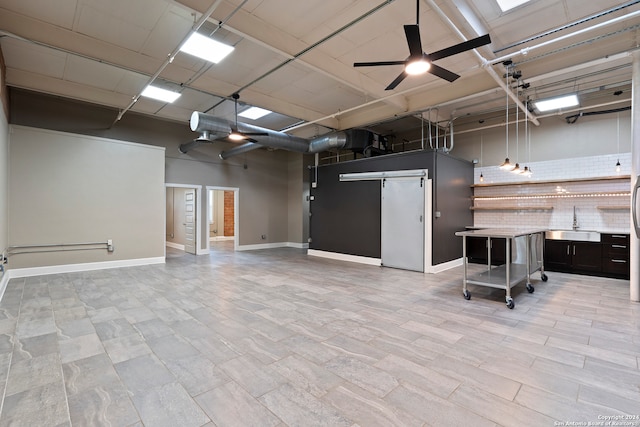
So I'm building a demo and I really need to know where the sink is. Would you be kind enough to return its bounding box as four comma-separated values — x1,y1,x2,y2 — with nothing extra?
545,230,601,242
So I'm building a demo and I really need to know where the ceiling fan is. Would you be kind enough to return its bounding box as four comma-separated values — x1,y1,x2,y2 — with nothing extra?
354,0,491,90
228,93,268,142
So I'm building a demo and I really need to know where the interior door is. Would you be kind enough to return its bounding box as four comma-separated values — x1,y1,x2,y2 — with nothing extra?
381,177,425,272
184,189,196,254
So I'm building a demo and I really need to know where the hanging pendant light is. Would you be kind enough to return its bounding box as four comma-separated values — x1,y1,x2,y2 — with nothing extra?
615,113,621,173
510,163,521,173
479,133,485,182
500,61,511,170
520,166,531,177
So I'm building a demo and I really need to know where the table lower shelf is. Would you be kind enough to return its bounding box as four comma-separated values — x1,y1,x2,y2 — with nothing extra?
465,263,532,290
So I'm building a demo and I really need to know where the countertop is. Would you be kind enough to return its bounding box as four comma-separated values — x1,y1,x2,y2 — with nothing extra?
455,228,548,238
469,225,630,235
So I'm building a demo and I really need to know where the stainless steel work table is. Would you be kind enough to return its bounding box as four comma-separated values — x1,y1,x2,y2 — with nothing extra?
454,228,548,309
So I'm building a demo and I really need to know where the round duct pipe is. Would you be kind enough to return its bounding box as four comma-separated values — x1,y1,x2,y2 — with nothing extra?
190,111,312,153
308,132,347,153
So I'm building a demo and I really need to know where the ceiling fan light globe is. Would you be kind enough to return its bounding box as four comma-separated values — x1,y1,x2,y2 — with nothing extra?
405,60,430,75
229,132,245,141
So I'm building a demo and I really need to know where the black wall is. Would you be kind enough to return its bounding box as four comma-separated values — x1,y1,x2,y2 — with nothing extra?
309,150,473,264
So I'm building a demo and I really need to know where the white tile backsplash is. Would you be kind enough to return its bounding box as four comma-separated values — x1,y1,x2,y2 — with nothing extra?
473,153,632,233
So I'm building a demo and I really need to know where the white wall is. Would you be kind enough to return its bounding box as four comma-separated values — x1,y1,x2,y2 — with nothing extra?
452,111,631,166
0,99,7,261
8,126,166,269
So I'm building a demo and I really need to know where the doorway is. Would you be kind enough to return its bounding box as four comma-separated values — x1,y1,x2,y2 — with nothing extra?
206,186,239,252
165,184,201,255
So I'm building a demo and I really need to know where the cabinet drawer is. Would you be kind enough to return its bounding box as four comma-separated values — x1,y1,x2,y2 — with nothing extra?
601,233,630,244
603,242,629,256
602,257,630,277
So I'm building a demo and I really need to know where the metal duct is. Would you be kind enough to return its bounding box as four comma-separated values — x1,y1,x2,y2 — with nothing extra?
190,112,311,153
187,111,356,158
179,140,203,154
308,132,347,153
219,142,262,159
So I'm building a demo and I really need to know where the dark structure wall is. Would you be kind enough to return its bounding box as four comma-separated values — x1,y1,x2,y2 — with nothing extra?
309,150,473,265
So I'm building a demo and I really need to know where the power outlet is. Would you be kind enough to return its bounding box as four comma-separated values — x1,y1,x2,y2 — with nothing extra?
107,239,114,252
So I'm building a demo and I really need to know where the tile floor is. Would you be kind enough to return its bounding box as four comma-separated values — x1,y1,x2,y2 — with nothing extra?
0,242,638,426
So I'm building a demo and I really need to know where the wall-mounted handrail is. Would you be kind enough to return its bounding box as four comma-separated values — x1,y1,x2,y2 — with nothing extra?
7,241,113,255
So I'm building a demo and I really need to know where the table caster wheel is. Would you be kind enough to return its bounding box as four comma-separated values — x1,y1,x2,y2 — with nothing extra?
463,290,471,300
506,299,515,309
541,273,548,282
526,283,534,293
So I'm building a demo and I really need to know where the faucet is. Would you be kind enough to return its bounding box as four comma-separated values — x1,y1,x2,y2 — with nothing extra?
572,206,579,231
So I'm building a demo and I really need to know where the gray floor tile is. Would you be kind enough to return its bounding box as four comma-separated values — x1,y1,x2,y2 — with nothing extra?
195,381,281,427
259,383,352,427
130,382,210,427
1,245,638,426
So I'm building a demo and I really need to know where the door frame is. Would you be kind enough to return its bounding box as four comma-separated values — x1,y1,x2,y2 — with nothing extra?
206,186,239,252
165,183,204,255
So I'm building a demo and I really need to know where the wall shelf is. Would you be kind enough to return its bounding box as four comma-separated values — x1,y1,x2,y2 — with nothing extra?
597,205,630,210
472,175,630,188
470,206,553,211
472,191,630,200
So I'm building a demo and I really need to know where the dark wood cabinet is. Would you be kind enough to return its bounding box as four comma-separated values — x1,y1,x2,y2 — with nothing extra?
466,236,507,265
544,239,601,274
544,240,571,272
571,241,602,272
544,234,629,279
601,233,630,279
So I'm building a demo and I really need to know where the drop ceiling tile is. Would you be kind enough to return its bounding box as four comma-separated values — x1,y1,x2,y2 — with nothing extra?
114,72,150,97
64,55,127,91
78,0,168,31
140,5,195,59
0,38,67,78
0,0,77,29
74,3,153,52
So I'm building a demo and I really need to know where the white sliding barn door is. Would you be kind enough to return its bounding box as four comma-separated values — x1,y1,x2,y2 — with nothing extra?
381,176,425,272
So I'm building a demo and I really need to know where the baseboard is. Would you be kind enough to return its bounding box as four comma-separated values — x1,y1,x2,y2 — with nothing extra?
165,242,185,250
286,242,309,249
427,257,463,273
5,257,166,279
307,249,381,266
210,236,234,242
236,242,308,251
0,271,9,305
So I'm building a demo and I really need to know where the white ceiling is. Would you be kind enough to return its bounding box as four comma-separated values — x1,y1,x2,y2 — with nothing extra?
1,0,638,142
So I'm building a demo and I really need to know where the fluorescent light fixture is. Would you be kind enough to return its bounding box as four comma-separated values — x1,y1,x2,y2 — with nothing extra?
141,85,181,103
495,0,531,12
239,107,272,120
339,169,426,181
180,32,234,63
534,94,579,112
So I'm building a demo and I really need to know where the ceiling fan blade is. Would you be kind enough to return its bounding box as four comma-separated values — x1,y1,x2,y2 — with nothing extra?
242,132,269,136
404,25,423,58
428,64,460,82
354,60,408,67
385,71,409,90
428,34,491,61
245,137,259,143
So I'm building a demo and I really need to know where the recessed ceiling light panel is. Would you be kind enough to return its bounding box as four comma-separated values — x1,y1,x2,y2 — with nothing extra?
496,0,531,12
141,85,181,103
180,33,234,63
238,107,272,120
533,94,579,112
